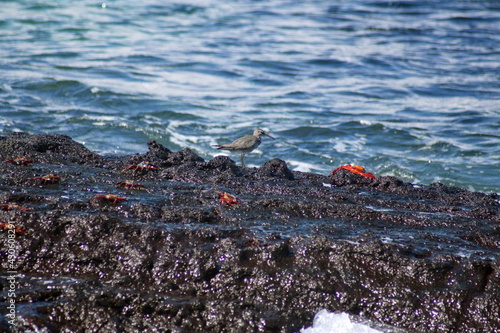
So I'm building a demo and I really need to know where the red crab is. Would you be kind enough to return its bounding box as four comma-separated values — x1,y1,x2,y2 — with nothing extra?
0,222,28,236
121,161,157,175
2,158,33,166
116,180,146,189
91,194,128,204
330,164,376,180
0,204,31,212
215,190,243,206
202,189,243,206
30,174,60,184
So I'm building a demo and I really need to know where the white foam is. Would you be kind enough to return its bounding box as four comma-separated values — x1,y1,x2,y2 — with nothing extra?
300,310,382,333
288,160,321,173
333,141,347,153
2,83,13,91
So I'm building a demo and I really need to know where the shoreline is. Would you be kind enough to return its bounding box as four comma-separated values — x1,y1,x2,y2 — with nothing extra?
0,132,499,332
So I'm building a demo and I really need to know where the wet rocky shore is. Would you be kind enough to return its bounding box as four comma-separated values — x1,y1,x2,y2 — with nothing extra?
0,132,499,332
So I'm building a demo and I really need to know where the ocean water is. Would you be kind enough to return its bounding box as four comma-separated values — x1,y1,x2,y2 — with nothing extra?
1,0,499,193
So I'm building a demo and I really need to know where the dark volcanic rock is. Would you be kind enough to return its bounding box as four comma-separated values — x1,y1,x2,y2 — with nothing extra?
0,132,100,165
145,140,173,159
258,158,294,180
329,168,376,187
204,155,241,175
0,133,499,333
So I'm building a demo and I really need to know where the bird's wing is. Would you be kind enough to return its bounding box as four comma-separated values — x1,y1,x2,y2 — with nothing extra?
230,135,255,146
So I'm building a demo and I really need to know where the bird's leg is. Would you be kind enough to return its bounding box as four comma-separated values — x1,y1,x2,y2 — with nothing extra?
240,153,246,168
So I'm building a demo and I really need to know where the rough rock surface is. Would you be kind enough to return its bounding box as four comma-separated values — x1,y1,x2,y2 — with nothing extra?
0,133,499,332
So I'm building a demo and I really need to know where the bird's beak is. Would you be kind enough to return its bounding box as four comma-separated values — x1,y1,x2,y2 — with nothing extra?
265,133,275,139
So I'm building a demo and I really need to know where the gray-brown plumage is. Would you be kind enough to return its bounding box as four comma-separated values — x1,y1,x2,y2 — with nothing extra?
213,129,275,168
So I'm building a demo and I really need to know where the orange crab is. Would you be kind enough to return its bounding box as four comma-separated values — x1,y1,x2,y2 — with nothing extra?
0,204,31,212
116,180,146,189
220,192,243,206
202,189,243,206
91,194,128,204
0,222,28,236
121,161,157,175
30,174,60,184
215,190,243,206
2,158,33,166
331,164,376,180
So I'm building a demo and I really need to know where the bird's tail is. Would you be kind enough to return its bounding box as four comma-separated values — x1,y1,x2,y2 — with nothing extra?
212,144,225,150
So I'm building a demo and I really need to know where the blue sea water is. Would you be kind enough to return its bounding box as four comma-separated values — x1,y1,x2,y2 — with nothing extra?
1,0,499,194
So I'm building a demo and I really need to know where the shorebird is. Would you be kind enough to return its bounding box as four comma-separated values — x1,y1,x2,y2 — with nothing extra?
213,129,275,168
